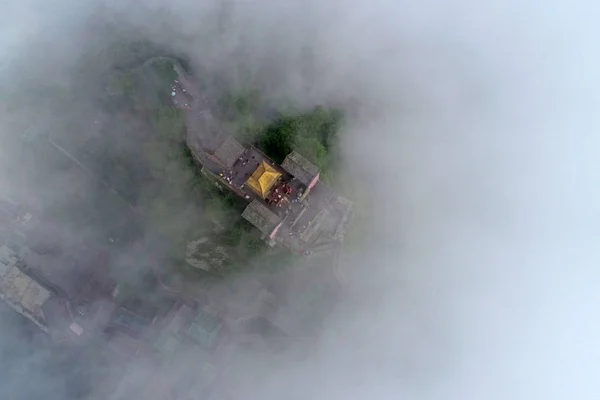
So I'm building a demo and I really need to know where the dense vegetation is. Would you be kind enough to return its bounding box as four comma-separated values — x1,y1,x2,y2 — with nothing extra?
220,91,344,182
258,107,343,177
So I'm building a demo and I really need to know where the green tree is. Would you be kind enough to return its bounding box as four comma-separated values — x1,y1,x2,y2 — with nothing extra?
156,106,186,143
295,136,328,171
258,117,297,163
256,106,342,176
106,70,138,97
152,60,178,85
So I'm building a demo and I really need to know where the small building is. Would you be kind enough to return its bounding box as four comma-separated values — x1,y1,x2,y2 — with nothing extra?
245,160,282,198
153,331,182,357
281,151,320,195
153,303,195,356
154,302,224,353
209,134,245,169
163,303,196,335
41,296,73,343
186,310,223,349
110,307,152,337
241,200,282,241
18,244,112,303
0,244,51,332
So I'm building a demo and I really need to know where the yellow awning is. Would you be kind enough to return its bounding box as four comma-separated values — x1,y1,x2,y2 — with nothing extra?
246,160,282,198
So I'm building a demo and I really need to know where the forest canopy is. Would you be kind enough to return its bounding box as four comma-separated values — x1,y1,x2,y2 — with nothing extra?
219,90,344,181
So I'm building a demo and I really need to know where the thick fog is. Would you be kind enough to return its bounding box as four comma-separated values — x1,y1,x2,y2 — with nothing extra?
1,0,599,399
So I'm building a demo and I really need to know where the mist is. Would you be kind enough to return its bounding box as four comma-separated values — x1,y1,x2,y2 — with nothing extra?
1,0,599,399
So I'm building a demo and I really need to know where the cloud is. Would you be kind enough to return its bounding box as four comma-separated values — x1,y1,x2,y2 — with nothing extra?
0,0,599,399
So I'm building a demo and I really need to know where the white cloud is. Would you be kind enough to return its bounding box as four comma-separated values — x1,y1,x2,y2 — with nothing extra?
0,1,599,399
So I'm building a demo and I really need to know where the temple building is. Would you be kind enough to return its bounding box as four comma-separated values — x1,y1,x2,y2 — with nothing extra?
189,132,352,252
245,160,282,198
165,57,353,255
208,133,246,169
241,200,283,241
281,151,320,199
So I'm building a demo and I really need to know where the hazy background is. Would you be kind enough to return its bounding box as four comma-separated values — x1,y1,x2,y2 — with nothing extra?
1,0,599,399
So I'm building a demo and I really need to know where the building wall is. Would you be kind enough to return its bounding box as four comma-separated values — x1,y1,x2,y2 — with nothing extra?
308,173,320,190
269,222,283,239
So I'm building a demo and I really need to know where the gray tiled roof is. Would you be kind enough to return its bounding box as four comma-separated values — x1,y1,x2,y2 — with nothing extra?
281,151,320,186
0,245,52,330
186,311,223,349
241,200,281,235
212,135,245,168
